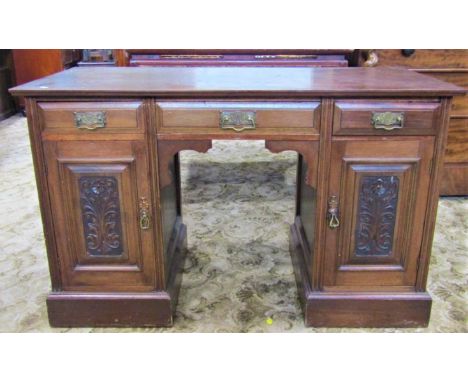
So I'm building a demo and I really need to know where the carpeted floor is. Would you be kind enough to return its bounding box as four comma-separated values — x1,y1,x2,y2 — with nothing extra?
0,115,467,332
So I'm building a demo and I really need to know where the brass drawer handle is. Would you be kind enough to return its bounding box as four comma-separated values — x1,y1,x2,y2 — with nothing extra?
371,112,404,131
139,197,151,230
74,111,106,130
327,196,340,229
220,111,256,132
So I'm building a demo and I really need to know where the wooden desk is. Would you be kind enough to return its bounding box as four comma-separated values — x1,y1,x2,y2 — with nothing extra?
10,67,464,328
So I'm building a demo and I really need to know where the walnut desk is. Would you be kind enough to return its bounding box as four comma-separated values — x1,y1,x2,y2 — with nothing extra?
10,67,464,328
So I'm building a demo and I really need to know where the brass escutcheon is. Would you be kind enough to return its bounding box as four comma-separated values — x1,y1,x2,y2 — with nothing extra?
74,111,106,130
371,111,404,131
220,111,256,132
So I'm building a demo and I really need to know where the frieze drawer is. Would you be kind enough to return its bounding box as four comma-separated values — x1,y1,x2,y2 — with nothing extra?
156,101,321,136
38,101,146,136
333,99,442,135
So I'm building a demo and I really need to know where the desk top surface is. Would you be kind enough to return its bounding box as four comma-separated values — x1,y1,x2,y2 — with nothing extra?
10,66,465,97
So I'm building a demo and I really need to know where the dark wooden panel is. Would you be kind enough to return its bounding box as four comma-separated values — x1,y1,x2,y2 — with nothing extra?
78,175,125,258
354,175,399,258
164,218,187,312
305,292,432,327
47,292,173,327
160,155,180,281
298,160,317,261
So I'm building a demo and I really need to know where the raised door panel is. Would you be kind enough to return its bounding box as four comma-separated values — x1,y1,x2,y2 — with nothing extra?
44,140,156,291
323,138,434,291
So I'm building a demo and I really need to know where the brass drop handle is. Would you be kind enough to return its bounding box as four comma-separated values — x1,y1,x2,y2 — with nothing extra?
371,112,404,131
74,111,107,130
327,196,340,229
220,111,256,132
139,197,151,230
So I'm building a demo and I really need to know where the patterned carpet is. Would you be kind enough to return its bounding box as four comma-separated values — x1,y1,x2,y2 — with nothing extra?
0,115,467,332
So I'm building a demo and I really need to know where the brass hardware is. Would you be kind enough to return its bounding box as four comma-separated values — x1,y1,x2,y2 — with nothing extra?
74,111,106,130
139,197,151,230
371,112,404,131
220,111,256,132
327,196,340,229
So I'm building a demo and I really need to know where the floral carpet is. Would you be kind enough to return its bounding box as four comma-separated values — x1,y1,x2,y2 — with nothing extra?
0,115,466,332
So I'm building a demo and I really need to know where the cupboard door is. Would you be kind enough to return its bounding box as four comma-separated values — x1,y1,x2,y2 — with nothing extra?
44,140,156,291
323,138,434,290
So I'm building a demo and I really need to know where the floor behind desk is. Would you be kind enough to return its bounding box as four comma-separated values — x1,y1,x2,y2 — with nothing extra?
0,115,466,333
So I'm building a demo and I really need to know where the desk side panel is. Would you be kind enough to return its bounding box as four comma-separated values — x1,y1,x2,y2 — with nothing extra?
25,98,63,289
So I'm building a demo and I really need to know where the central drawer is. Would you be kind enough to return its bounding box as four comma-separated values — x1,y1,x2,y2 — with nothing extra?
156,101,321,136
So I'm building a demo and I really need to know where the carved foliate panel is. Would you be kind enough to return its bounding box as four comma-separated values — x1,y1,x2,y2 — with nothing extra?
79,176,124,257
354,176,399,257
